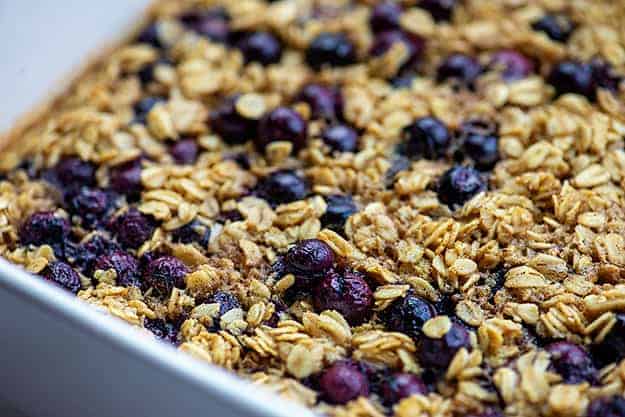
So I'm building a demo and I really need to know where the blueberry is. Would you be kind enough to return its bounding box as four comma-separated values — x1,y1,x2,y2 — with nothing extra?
295,84,343,121
370,30,425,72
54,157,96,190
144,318,180,345
489,50,534,81
313,269,373,325
138,58,173,85
381,293,437,339
137,23,164,48
216,209,244,223
256,107,308,152
591,58,623,93
143,255,189,295
94,250,141,288
42,261,81,294
370,2,402,33
109,159,143,201
437,54,483,88
401,116,451,160
419,0,457,22
208,291,241,316
72,235,121,274
210,95,259,144
592,314,625,368
109,208,156,249
254,171,309,206
531,14,575,43
465,408,505,417
20,211,70,247
171,220,211,247
545,341,597,384
322,124,358,153
236,31,282,65
285,239,335,275
306,33,357,70
587,396,625,417
320,194,358,233
385,155,411,187
170,138,199,165
319,360,369,404
458,120,499,170
179,9,229,43
381,373,427,405
133,96,164,124
391,72,417,89
437,166,486,208
547,60,595,99
418,322,471,369
68,187,110,226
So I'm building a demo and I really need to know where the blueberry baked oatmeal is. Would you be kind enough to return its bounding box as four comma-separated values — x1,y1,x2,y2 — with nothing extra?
2,0,625,416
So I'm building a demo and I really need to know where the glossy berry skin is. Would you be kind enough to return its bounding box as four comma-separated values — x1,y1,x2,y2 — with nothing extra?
170,138,199,165
381,293,437,340
592,314,625,368
143,255,189,295
401,116,451,160
285,239,335,275
531,14,575,43
208,291,241,316
437,166,486,208
110,159,143,201
458,120,499,170
547,60,595,99
370,30,425,72
133,96,164,124
319,361,370,404
381,373,427,405
256,107,308,152
321,194,358,233
306,33,357,71
313,269,373,325
489,50,534,81
236,31,282,65
171,220,211,247
94,250,141,288
254,170,309,206
295,84,343,121
370,2,402,33
179,9,229,43
42,261,81,294
545,341,597,384
322,125,358,153
144,318,180,345
587,396,625,417
418,322,471,369
419,0,456,22
109,208,156,249
54,157,96,189
437,54,483,88
210,95,258,144
20,211,70,247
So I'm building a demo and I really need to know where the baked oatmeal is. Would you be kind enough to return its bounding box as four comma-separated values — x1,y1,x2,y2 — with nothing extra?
2,0,625,416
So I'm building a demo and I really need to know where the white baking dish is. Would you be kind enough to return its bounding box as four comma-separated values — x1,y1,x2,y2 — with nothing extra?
0,3,314,417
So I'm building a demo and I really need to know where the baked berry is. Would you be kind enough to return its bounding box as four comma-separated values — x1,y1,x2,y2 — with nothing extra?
72,235,121,274
546,341,597,384
458,120,499,170
54,157,96,189
592,313,625,368
370,2,402,33
385,155,411,187
370,30,425,72
137,23,164,48
285,239,335,275
437,166,486,208
591,58,623,93
170,138,199,165
137,58,172,85
133,96,164,124
109,159,143,201
109,208,156,249
437,53,483,88
418,322,471,369
489,50,534,81
236,31,282,65
216,209,244,223
210,95,259,144
144,318,180,345
256,107,308,152
94,250,141,288
313,269,373,325
208,291,241,316
42,261,81,294
306,33,357,70
381,293,437,339
531,14,575,43
319,360,370,404
180,9,229,43
401,116,451,160
143,255,189,295
321,194,358,233
547,60,595,99
419,0,456,22
322,124,358,153
171,220,211,247
68,187,109,226
465,408,505,417
587,396,625,417
295,84,343,121
391,72,416,89
20,211,70,247
381,373,427,405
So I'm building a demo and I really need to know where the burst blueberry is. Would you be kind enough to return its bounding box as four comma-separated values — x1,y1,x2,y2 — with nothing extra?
295,84,343,120
72,235,121,274
171,220,211,247
143,255,189,295
42,261,81,294
548,60,595,99
322,124,358,153
370,2,402,33
137,23,164,48
306,33,357,70
94,250,141,288
381,373,427,405
236,31,282,65
419,0,457,22
179,9,229,43
437,166,486,208
370,30,424,72
437,53,483,88
210,95,259,144
381,293,437,339
53,157,96,190
591,58,623,93
401,116,451,160
170,138,199,165
256,107,308,152
489,50,534,81
320,194,358,233
109,208,156,249
133,96,164,124
20,211,70,247
592,313,625,368
531,14,575,42
144,318,180,345
109,159,143,201
319,360,370,404
418,322,471,369
285,239,335,275
313,269,373,325
208,291,241,316
68,187,109,226
546,341,597,384
458,119,499,170
587,396,625,417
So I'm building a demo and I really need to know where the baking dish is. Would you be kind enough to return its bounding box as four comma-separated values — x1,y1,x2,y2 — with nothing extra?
0,2,313,417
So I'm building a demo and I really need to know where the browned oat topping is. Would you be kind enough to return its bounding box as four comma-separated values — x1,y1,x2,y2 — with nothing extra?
3,0,625,416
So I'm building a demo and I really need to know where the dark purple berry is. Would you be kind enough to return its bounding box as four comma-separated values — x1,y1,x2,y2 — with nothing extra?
381,293,437,339
133,96,164,124
94,250,141,288
208,291,241,316
320,194,358,233
489,50,534,81
295,84,343,120
143,255,189,295
419,0,456,22
592,314,625,368
306,33,357,71
256,107,308,152
381,373,427,405
144,318,179,345
322,124,358,153
313,269,373,325
401,116,451,160
587,396,625,417
236,31,282,65
370,30,425,72
591,58,623,93
254,170,309,206
170,138,199,165
68,187,109,226
110,159,143,201
72,235,121,274
42,261,81,294
370,2,402,33
210,95,259,144
437,53,483,87
547,60,595,99
137,23,164,48
418,322,471,369
285,239,335,275
465,408,505,417
216,209,244,223
109,208,156,249
385,155,411,187
437,166,486,208
391,72,416,89
20,211,70,247
180,9,229,43
137,58,173,85
546,341,597,384
171,220,211,247
319,360,369,404
54,157,96,189
531,14,575,43
458,120,499,170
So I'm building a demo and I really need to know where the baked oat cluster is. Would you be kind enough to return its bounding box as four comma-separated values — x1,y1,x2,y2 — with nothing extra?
2,0,625,415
